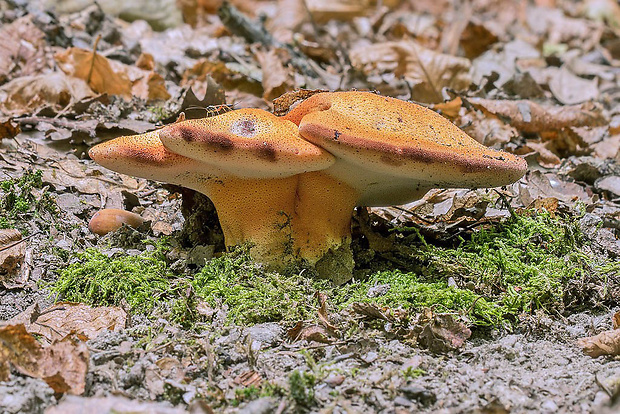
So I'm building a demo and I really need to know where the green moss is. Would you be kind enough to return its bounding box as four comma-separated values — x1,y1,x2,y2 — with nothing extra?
50,240,175,313
339,211,609,325
403,367,426,379
190,249,332,325
289,370,316,407
0,170,56,232
50,211,613,328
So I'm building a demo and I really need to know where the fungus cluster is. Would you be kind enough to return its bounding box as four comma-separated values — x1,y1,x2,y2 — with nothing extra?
89,91,527,283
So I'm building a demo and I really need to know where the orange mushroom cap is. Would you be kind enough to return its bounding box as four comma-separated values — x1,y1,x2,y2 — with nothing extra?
159,108,335,179
88,129,215,185
285,91,528,206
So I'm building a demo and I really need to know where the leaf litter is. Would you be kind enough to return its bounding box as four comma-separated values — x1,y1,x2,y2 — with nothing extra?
0,0,620,413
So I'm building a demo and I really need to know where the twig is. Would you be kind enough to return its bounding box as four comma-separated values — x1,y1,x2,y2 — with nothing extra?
217,1,319,78
0,231,40,253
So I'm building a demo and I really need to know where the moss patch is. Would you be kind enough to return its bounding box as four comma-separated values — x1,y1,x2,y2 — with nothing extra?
190,250,331,324
0,170,56,232
50,211,616,327
51,240,175,313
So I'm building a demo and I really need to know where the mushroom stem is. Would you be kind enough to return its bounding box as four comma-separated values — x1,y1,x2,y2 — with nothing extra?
292,171,359,284
197,175,298,267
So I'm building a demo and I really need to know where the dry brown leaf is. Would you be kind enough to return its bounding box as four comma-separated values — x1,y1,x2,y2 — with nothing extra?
111,59,171,102
461,111,519,147
432,97,463,120
136,53,155,71
0,229,25,283
233,370,262,387
255,49,294,102
524,141,562,168
55,47,132,98
287,321,333,343
460,20,499,59
527,6,603,51
273,89,328,116
269,0,308,42
548,66,598,105
413,309,472,353
0,324,88,394
350,40,471,103
0,16,48,83
8,302,127,343
468,98,608,133
519,171,591,206
315,292,339,337
613,311,620,330
0,118,20,139
578,329,620,357
0,73,95,116
306,0,370,22
352,302,409,323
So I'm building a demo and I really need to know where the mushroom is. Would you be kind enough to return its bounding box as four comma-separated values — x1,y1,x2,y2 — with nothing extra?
281,92,527,281
90,91,527,284
89,110,334,268
88,208,145,236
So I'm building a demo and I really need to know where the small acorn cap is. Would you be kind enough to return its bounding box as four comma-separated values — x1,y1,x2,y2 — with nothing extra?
286,91,527,205
88,208,144,236
158,108,335,179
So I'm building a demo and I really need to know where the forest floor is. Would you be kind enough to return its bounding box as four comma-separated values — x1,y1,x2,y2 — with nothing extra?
1,0,620,413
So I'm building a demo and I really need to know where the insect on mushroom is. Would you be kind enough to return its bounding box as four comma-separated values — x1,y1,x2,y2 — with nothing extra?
89,91,527,284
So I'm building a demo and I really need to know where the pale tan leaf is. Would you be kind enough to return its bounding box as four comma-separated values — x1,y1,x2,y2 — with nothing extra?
578,329,620,358
255,49,293,102
350,40,471,103
8,302,127,343
0,73,94,116
0,16,48,82
468,98,608,133
0,324,89,394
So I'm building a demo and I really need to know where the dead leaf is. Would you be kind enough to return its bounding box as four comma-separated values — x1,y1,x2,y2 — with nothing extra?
460,110,519,147
0,16,48,83
548,66,599,105
468,98,608,133
519,171,591,206
613,311,620,330
233,370,262,387
306,0,370,22
0,229,25,283
55,47,132,98
0,73,95,116
0,118,20,139
136,53,155,71
110,60,170,102
315,292,339,337
578,329,620,357
7,302,127,343
432,97,463,120
413,309,472,353
459,20,499,59
0,324,88,394
255,48,294,102
350,40,471,103
352,302,409,323
524,141,562,168
287,321,333,343
269,0,309,42
273,89,328,117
